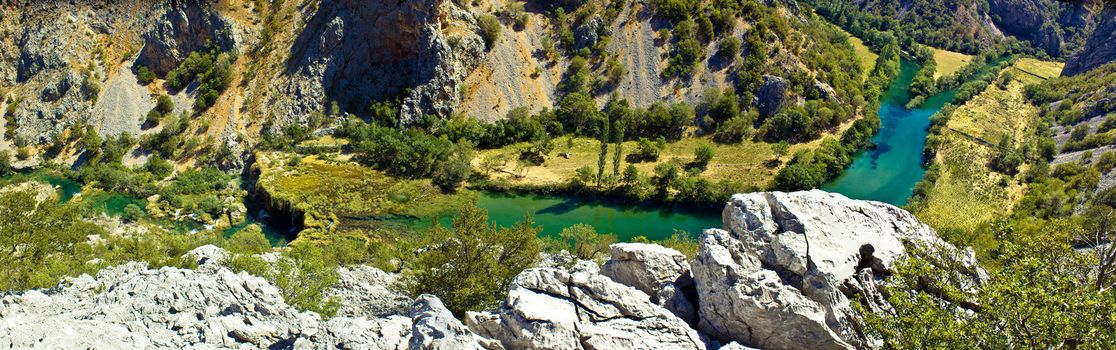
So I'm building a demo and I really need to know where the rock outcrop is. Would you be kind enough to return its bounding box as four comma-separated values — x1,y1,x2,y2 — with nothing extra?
0,246,485,350
271,0,485,126
690,190,985,349
135,2,237,75
987,0,1096,58
1064,6,1116,76
467,264,706,350
757,75,788,118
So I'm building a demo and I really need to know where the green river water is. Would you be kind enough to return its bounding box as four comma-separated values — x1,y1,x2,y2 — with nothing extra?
823,57,1005,206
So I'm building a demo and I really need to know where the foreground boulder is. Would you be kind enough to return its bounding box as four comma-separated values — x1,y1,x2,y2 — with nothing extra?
691,190,985,349
602,243,699,324
467,263,705,350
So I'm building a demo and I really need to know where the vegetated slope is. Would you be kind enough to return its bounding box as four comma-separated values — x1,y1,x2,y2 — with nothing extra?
913,58,1062,249
460,0,871,121
808,0,1100,57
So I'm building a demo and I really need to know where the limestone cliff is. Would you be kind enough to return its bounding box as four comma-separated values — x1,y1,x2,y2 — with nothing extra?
1063,6,1116,76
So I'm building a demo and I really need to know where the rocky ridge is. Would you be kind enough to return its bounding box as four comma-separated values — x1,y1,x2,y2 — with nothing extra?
0,191,984,349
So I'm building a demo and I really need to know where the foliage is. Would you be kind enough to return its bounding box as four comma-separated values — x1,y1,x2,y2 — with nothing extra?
165,46,236,111
693,142,714,169
559,224,618,260
136,65,156,84
477,14,503,49
404,204,541,315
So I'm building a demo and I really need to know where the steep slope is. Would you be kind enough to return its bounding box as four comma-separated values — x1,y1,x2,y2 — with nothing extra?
1063,6,1116,76
809,0,1099,57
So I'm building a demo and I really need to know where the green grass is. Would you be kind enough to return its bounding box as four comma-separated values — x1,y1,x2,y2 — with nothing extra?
843,30,877,80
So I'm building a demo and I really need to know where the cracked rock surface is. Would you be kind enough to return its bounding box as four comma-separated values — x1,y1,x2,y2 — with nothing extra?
467,265,705,350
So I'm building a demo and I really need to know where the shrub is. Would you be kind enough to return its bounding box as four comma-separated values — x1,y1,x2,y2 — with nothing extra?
478,14,502,49
155,95,174,114
145,109,162,125
693,142,714,169
405,204,541,315
122,204,144,223
631,137,666,162
136,66,156,84
559,224,617,260
717,37,740,59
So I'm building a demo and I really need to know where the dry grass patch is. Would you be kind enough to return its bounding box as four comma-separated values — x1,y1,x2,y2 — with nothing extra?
475,135,825,189
915,60,1060,245
933,48,973,80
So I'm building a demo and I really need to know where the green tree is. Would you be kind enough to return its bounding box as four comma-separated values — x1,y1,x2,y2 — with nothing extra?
0,188,104,290
155,94,174,114
598,118,611,185
136,65,156,84
226,225,271,255
772,141,790,161
694,142,714,169
559,224,617,260
406,204,541,315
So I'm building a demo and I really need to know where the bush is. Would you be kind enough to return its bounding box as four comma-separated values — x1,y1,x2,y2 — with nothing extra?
226,225,271,255
559,224,617,260
405,204,541,315
155,95,174,114
145,109,163,125
122,204,144,223
631,137,666,162
136,66,156,84
717,37,740,59
478,14,502,49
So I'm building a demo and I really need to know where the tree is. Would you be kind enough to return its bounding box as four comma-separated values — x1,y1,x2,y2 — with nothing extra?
406,204,541,315
560,224,618,260
226,225,271,255
136,66,156,84
597,118,610,185
122,204,144,223
717,36,740,59
0,150,10,176
0,188,104,290
433,143,474,192
772,141,790,161
694,142,714,169
145,109,163,125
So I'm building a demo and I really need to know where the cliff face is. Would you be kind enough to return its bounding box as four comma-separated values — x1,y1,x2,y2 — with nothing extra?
0,191,987,349
266,0,485,126
1063,6,1116,76
987,0,1097,58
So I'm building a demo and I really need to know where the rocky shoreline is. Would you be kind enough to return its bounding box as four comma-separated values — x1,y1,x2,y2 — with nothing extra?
0,191,984,349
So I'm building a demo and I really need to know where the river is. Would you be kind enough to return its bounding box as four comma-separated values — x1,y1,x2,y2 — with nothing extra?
823,57,1005,205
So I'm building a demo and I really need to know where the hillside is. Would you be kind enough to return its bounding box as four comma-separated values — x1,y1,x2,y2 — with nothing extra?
808,0,1101,57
